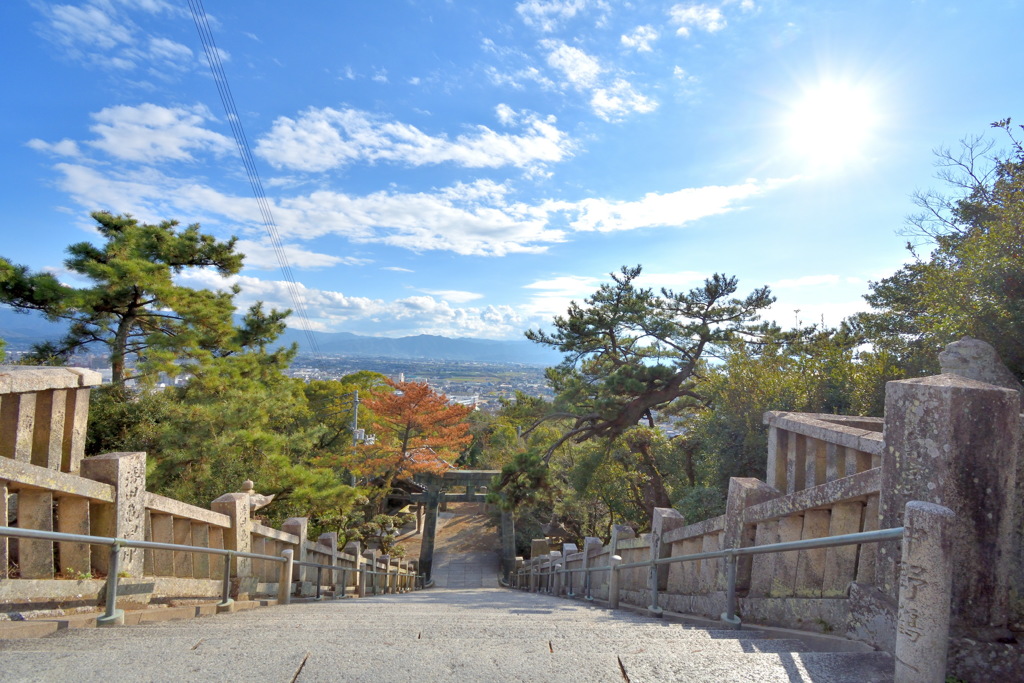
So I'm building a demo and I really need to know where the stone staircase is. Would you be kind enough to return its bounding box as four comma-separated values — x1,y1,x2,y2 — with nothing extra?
0,588,895,682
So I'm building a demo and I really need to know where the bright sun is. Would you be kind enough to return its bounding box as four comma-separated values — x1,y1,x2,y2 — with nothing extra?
786,81,878,171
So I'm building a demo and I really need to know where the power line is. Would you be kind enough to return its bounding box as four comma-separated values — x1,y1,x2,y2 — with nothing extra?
188,0,325,365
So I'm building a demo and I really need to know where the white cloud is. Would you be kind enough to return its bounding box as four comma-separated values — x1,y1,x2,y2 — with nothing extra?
254,106,573,174
496,103,517,126
37,1,199,74
419,289,485,303
234,239,368,271
516,0,594,32
540,40,658,121
621,25,660,53
26,138,83,157
567,180,766,232
175,271,528,338
84,103,233,162
42,159,779,259
591,79,658,121
521,269,707,321
670,4,727,37
541,40,602,88
382,266,414,273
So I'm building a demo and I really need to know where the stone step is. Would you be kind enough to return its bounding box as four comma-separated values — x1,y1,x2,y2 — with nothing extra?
0,646,894,683
0,629,827,656
619,651,895,682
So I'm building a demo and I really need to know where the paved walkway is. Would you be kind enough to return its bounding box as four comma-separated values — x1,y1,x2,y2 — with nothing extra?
397,502,501,588
0,588,895,682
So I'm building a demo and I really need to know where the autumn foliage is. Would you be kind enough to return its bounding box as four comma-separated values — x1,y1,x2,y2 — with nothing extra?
357,379,473,508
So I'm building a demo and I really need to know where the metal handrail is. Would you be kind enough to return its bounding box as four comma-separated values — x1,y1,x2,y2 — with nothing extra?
0,525,421,625
515,526,905,626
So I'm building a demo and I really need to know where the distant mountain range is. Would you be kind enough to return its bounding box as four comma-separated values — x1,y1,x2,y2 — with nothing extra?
0,306,560,366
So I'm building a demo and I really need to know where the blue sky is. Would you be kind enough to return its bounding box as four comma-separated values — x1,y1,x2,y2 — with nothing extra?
2,0,1022,340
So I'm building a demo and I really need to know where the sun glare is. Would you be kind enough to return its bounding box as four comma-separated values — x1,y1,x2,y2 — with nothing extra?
786,81,878,171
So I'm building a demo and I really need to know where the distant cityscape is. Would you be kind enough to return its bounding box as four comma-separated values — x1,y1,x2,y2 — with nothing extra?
1,346,554,412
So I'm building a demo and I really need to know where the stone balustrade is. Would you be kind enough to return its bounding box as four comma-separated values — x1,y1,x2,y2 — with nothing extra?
516,367,1023,681
1,366,418,607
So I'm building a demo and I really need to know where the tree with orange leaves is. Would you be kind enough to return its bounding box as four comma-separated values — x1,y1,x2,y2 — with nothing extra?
357,379,473,511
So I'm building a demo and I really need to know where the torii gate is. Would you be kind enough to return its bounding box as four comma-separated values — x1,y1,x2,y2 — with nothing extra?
409,469,512,583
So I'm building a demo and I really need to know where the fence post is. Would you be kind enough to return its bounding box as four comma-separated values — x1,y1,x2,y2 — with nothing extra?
608,555,622,609
97,542,125,626
81,452,147,578
582,536,602,601
648,508,685,617
895,501,955,683
278,549,294,604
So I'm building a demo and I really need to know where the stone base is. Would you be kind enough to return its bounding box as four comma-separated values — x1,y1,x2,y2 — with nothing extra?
948,636,1024,681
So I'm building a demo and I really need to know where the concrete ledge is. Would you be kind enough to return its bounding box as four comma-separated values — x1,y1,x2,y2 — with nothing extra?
39,612,100,629
0,620,60,639
138,606,200,624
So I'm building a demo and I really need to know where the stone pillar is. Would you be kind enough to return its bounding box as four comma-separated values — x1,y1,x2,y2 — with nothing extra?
32,389,66,469
211,491,252,580
149,513,175,576
895,501,955,683
548,550,561,594
880,374,1019,629
648,508,685,615
530,539,550,592
0,391,36,462
500,508,516,584
0,482,8,579
344,540,363,596
562,543,578,596
582,536,602,599
722,478,779,594
61,387,91,474
380,554,392,593
17,490,54,578
282,517,309,583
418,488,441,582
278,549,294,604
609,555,623,609
362,549,378,594
609,524,636,556
318,532,338,585
81,452,146,577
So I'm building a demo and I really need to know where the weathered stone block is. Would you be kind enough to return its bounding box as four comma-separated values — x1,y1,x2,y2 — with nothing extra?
17,490,53,579
880,373,1019,628
55,495,91,576
81,451,146,577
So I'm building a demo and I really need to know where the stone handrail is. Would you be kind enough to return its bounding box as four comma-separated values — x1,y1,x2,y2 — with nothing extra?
763,411,882,494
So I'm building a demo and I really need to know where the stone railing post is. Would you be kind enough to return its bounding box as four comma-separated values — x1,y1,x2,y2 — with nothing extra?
81,452,147,577
318,532,338,585
418,488,441,582
344,541,363,596
500,508,516,584
378,554,389,593
278,549,294,604
880,374,1019,629
281,517,309,587
648,508,685,617
722,478,779,593
582,536,602,600
561,543,578,596
362,549,378,594
211,491,252,583
608,555,623,609
548,550,561,594
895,501,955,683
529,539,549,592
